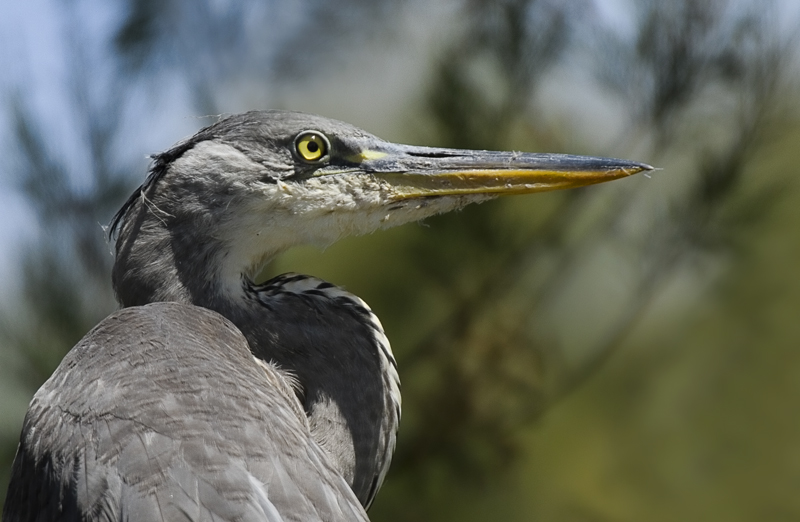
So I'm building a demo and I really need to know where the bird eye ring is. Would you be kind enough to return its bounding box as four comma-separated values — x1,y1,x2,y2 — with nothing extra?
294,131,329,163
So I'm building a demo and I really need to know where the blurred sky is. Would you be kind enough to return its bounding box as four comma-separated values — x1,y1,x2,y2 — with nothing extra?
0,0,113,290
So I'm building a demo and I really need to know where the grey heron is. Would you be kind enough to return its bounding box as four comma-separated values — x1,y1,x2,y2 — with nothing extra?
3,111,651,521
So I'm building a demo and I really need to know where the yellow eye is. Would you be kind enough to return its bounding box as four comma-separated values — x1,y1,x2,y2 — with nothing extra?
295,132,328,162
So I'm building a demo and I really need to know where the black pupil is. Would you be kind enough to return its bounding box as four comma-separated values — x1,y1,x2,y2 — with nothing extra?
307,141,319,153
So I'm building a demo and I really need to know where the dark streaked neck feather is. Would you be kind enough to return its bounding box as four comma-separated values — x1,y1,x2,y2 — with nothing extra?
236,275,399,507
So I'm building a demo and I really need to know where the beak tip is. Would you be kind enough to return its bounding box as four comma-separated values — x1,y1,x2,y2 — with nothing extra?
636,162,658,178
618,161,654,177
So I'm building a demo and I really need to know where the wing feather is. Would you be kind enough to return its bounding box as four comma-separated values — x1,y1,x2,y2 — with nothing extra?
3,302,368,522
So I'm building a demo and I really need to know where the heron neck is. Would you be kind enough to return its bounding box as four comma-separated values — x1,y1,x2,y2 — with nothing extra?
112,204,397,508
111,194,271,308
113,219,221,307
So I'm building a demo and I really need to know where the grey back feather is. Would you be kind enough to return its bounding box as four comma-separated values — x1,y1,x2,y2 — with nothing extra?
2,303,369,522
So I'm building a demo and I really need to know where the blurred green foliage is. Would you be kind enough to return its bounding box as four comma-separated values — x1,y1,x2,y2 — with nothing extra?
1,0,799,520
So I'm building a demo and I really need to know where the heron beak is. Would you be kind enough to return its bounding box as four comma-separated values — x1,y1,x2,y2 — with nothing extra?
354,143,652,198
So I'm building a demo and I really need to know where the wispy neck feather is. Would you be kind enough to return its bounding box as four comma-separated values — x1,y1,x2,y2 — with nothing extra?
112,193,229,307
113,142,277,306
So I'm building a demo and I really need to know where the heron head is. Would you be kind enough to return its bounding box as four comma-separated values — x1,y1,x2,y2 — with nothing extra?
111,110,651,299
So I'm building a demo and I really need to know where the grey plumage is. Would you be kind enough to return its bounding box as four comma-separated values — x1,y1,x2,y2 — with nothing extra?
3,110,650,521
111,112,407,509
4,303,369,522
240,274,399,504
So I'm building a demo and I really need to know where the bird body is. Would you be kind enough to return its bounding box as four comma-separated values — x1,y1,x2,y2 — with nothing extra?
3,302,370,522
3,111,651,521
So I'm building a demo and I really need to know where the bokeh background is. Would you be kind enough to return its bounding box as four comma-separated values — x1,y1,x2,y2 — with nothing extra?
2,0,800,520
